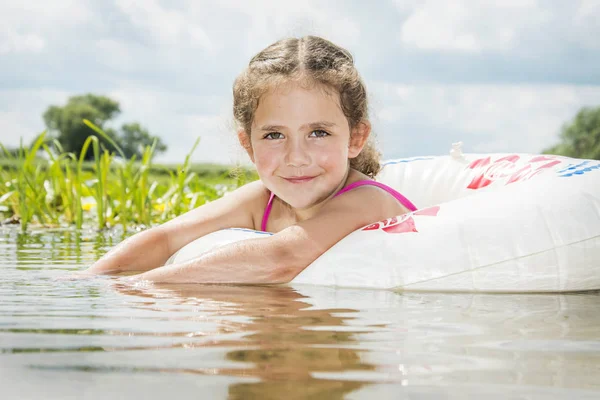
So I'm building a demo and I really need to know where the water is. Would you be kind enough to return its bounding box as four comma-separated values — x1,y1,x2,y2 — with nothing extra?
1,227,600,399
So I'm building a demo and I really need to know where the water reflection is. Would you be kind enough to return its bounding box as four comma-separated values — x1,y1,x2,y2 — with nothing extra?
116,284,373,399
1,228,600,399
292,288,600,396
112,283,600,398
0,226,126,267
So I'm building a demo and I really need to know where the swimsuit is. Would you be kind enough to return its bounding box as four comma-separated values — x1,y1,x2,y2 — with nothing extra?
260,180,417,231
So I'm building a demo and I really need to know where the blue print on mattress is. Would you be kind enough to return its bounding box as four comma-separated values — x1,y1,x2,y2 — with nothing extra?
558,161,600,177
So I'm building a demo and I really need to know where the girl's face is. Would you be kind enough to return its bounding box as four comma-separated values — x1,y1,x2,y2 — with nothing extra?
241,82,368,210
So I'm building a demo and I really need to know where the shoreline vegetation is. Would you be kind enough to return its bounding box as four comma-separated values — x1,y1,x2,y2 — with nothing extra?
0,120,257,232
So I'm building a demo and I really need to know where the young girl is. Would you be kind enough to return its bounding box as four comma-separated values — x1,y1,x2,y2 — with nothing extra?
87,36,417,283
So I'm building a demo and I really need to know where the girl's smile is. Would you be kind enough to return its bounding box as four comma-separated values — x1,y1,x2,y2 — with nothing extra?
283,176,316,183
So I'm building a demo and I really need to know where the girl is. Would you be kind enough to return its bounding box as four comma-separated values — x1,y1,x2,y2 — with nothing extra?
87,36,417,283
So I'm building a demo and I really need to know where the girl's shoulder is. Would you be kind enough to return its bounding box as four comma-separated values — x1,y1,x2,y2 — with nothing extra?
232,179,270,200
163,179,270,234
230,180,271,230
333,169,410,215
154,180,270,255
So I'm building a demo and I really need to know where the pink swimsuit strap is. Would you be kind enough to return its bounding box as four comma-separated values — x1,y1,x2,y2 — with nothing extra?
261,192,276,232
261,180,417,232
333,180,418,211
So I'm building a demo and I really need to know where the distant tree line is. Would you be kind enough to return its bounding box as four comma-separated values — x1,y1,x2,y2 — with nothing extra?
42,94,167,160
543,105,600,160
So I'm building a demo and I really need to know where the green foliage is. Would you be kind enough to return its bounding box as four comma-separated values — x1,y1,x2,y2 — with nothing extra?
0,133,54,231
120,122,167,159
544,106,600,160
0,125,254,232
42,93,167,160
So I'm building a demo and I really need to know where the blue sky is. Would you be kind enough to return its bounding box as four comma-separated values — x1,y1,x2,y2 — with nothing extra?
1,0,599,164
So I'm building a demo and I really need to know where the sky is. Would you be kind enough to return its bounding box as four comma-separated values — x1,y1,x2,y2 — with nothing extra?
1,0,599,165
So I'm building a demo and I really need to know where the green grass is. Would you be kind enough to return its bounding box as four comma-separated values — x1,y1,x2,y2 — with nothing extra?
0,123,258,232
0,158,253,180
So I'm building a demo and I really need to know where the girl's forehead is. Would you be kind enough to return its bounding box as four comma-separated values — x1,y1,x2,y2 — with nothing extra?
263,80,337,100
256,82,344,117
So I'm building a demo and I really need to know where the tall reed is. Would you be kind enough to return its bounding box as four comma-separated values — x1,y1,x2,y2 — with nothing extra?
0,122,244,231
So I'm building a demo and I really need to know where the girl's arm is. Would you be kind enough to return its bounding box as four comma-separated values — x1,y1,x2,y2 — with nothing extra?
130,186,407,283
86,181,267,275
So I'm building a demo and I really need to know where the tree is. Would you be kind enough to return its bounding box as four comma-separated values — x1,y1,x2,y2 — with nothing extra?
43,94,167,160
544,106,600,160
43,94,120,158
120,122,167,159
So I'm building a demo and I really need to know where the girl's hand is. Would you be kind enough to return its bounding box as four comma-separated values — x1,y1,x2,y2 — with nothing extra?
54,270,97,281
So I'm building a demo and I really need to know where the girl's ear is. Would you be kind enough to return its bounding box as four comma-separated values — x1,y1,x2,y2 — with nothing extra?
237,129,255,163
348,121,371,158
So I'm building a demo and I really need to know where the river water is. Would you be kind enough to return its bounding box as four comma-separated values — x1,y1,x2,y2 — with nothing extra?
1,227,599,399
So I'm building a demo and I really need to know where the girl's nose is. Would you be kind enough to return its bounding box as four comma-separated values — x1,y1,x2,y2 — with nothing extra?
285,139,310,167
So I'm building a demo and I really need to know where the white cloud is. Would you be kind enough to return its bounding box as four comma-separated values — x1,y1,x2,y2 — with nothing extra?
0,0,92,54
0,0,93,32
0,31,45,55
0,88,71,146
216,0,362,56
398,0,550,52
574,0,600,50
373,83,600,156
160,114,247,165
4,0,92,22
107,87,244,164
114,0,213,51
